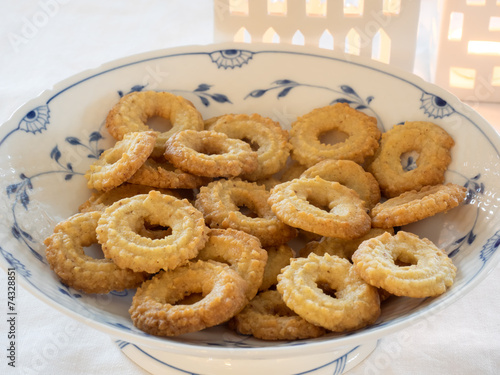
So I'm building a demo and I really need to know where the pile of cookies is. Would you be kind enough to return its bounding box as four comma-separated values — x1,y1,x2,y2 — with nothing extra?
44,91,466,340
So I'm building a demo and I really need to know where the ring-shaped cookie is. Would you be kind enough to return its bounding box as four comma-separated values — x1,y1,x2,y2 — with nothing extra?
105,91,204,151
208,113,291,181
44,211,148,294
195,228,267,301
79,183,176,213
84,131,157,191
229,290,326,340
268,176,371,239
352,231,457,298
301,159,381,209
96,190,209,273
289,103,381,167
367,121,455,198
195,179,298,246
129,260,248,336
370,183,467,228
164,130,258,178
127,155,210,189
277,253,381,332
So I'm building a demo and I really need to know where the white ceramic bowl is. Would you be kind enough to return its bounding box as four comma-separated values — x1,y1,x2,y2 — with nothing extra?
1,43,500,375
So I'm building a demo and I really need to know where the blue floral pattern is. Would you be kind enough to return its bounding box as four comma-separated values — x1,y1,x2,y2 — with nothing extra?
246,80,384,130
4,133,102,262
0,46,499,369
117,83,232,107
209,49,253,69
420,92,456,119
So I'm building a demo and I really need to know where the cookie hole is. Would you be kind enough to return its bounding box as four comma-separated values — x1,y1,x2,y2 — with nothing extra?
272,304,296,317
400,151,419,172
319,129,349,145
198,142,225,155
317,282,338,298
104,147,125,164
241,137,260,151
83,243,106,259
237,204,259,218
177,292,204,305
147,116,172,132
394,253,418,268
138,222,172,240
306,195,331,212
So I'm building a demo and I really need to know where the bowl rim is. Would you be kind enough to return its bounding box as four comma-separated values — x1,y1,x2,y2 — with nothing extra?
2,41,500,358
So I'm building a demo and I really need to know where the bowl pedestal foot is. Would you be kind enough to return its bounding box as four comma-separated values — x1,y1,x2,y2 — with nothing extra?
116,339,378,375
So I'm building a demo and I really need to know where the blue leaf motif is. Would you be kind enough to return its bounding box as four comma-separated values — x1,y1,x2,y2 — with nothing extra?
20,191,30,210
130,84,146,92
50,146,61,162
89,131,103,143
454,234,467,245
195,84,212,92
331,98,353,104
248,89,267,98
340,85,359,97
211,93,231,103
66,137,82,146
59,288,71,297
11,226,21,240
20,229,33,242
278,87,294,98
6,183,19,196
467,232,476,245
274,79,297,85
199,96,210,107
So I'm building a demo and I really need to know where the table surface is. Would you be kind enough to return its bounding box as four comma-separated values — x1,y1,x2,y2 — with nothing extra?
1,2,499,375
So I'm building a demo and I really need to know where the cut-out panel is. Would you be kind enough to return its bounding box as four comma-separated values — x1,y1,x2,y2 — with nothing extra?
319,29,334,50
468,41,500,56
492,66,500,86
268,0,287,16
466,0,486,5
234,27,251,43
263,27,280,43
448,12,464,41
229,0,249,15
292,30,305,45
449,67,476,89
344,0,364,17
306,0,327,17
489,16,500,31
383,0,401,15
372,29,391,63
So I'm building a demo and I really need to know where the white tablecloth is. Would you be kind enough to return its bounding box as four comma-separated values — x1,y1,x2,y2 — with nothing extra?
1,1,499,374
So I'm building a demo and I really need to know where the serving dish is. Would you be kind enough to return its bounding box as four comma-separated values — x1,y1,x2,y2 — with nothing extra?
1,43,499,375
